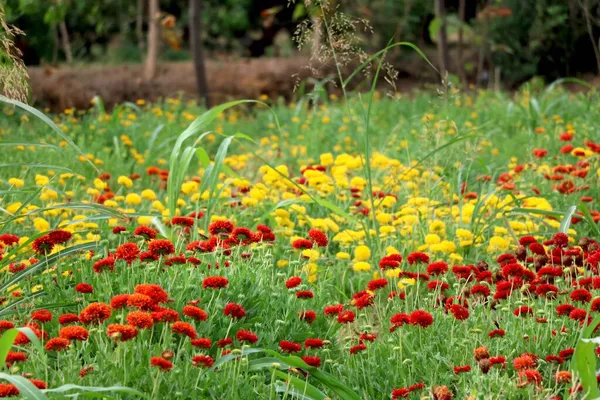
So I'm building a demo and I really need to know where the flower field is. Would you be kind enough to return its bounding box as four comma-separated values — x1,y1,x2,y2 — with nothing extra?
1,88,600,399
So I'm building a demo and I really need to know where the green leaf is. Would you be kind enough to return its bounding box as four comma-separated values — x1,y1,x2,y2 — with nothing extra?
574,315,600,398
272,370,327,400
43,384,146,397
0,372,46,399
577,203,600,236
559,205,577,233
0,329,19,366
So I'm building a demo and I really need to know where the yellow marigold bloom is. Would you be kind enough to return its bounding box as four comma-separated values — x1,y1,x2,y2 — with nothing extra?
385,269,401,278
301,249,320,261
488,236,510,253
8,178,24,188
456,228,474,247
425,234,441,245
33,217,50,232
103,200,119,208
35,174,49,186
352,261,371,272
242,197,259,207
125,193,142,205
152,200,165,212
429,220,446,235
93,178,107,190
117,175,133,188
141,189,157,201
276,260,289,268
181,181,198,195
354,245,371,261
320,153,334,166
138,216,153,225
336,252,350,260
40,188,58,201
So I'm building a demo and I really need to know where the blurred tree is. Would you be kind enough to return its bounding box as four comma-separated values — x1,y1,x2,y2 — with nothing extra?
190,0,210,106
145,0,159,80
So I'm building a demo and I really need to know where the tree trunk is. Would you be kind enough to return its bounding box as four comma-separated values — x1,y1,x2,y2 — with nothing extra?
457,0,467,85
136,0,145,50
435,0,450,75
189,0,210,107
144,0,159,81
59,20,73,64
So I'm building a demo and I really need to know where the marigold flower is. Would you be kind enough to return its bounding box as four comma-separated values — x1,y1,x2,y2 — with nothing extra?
79,302,112,324
171,321,197,339
555,370,571,384
285,276,302,288
513,354,536,370
93,256,115,273
450,304,469,321
570,288,592,303
518,369,542,386
202,276,229,289
191,338,212,348
304,338,324,349
307,228,328,247
208,220,234,236
367,278,388,290
407,252,429,265
350,343,367,354
45,337,70,351
114,242,140,264
427,261,448,276
32,236,54,254
324,304,343,316
59,326,89,341
337,310,355,324
58,313,79,325
296,290,314,299
48,229,72,244
150,356,173,371
107,324,138,341
299,310,317,324
31,309,52,323
126,311,154,329
409,310,433,328
223,303,246,319
134,284,169,304
183,305,208,321
236,329,258,344
453,365,471,374
148,239,175,256
134,226,157,240
192,354,214,368
75,283,94,294
279,340,302,353
292,238,313,250
301,355,321,367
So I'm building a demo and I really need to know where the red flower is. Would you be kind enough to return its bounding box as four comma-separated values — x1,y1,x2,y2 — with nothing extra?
307,228,328,247
488,329,505,338
337,310,355,324
559,348,574,359
134,226,157,240
0,384,19,397
409,310,433,328
555,371,571,384
513,306,533,317
32,236,54,254
350,343,367,354
279,340,302,353
299,310,317,324
427,261,448,276
407,252,429,265
0,321,15,332
0,234,19,246
428,280,449,292
390,313,410,331
107,324,138,341
59,326,89,341
134,284,169,304
569,308,588,322
301,355,321,367
208,220,234,236
148,239,175,256
79,302,112,325
255,224,275,242
171,321,197,339
151,356,173,371
518,369,542,386
45,337,70,351
93,256,115,273
192,354,214,368
112,226,127,234
223,303,246,319
230,227,254,245
296,290,314,299
513,355,536,370
47,229,72,245
304,338,324,349
31,309,52,323
450,304,469,321
285,276,302,289
183,305,208,321
292,239,313,250
236,329,258,344
218,338,233,347
151,308,179,323
171,216,195,227
114,242,140,264
5,351,26,365
58,313,79,325
391,388,410,399
75,283,94,294
453,365,471,374
532,149,547,158
191,338,212,348
202,276,229,289
367,278,388,291
379,256,402,270
126,311,154,329
324,304,343,316
570,288,592,303
556,304,575,316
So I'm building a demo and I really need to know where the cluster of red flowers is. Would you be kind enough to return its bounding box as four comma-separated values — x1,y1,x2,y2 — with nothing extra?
31,229,72,255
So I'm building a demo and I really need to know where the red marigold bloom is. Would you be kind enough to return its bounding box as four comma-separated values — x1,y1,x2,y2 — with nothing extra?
409,310,433,328
134,284,169,304
58,313,79,325
151,356,173,371
532,149,547,158
556,304,575,316
569,308,588,322
292,238,314,250
134,226,157,240
337,310,355,324
518,369,542,386
453,365,471,374
299,310,317,324
324,304,344,316
48,229,72,245
126,311,154,329
171,216,195,227
208,220,234,236
106,324,139,341
112,226,127,234
513,355,536,370
202,276,229,289
391,388,410,399
218,338,233,348
236,329,258,344
148,239,175,256
367,278,388,291
427,261,449,276
427,281,449,292
559,132,573,141
0,383,19,397
279,340,302,353
555,370,572,384
230,227,254,245
114,242,140,264
110,294,130,309
255,224,275,242
490,355,506,366
450,304,469,321
32,236,54,254
307,228,328,247
407,252,429,265
59,326,89,341
470,284,491,297
301,355,321,367
0,320,14,332
379,255,402,270
304,338,324,349
513,306,533,317
390,313,410,330
545,355,564,364
93,256,115,274
570,288,592,303
0,234,19,246
350,343,367,354
553,232,569,248
191,338,212,348
45,337,70,351
529,242,546,256
5,351,26,365
75,283,94,294
192,354,214,368
183,305,208,321
171,321,197,339
285,276,302,289
296,290,314,299
151,308,179,323
559,348,574,359
223,303,246,319
359,332,376,342
79,302,112,324
31,309,52,323
488,329,505,338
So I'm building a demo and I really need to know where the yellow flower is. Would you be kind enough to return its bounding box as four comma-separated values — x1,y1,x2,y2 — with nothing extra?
276,260,289,268
488,236,510,253
353,245,371,261
352,261,371,272
141,189,157,200
8,178,24,188
117,175,133,188
336,252,350,260
33,217,50,232
125,193,142,205
35,174,49,186
93,178,108,190
138,216,153,225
